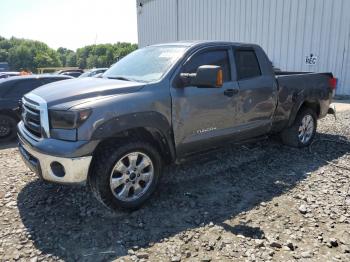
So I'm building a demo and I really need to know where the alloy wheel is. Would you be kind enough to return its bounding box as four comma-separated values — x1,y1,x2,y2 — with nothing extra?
109,152,154,202
298,114,314,144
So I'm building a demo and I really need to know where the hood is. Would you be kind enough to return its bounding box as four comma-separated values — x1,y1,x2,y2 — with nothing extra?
30,78,145,107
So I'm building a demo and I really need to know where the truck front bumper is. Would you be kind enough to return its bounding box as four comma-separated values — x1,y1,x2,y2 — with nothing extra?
17,122,95,185
18,140,92,184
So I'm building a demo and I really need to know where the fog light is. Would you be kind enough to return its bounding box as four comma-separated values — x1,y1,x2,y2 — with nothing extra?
50,161,65,177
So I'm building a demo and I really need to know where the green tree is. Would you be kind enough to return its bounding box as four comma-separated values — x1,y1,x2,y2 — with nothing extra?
76,42,137,69
0,36,62,71
0,49,8,61
8,45,33,70
57,47,75,67
34,49,62,68
65,52,77,67
0,35,138,71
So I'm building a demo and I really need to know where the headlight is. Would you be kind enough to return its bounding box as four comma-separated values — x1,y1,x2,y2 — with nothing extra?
49,109,91,129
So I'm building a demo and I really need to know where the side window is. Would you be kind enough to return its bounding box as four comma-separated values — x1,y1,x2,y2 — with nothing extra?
183,50,231,82
5,80,42,99
235,50,261,80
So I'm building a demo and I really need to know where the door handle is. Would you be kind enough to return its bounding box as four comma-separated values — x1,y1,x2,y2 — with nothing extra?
224,89,239,97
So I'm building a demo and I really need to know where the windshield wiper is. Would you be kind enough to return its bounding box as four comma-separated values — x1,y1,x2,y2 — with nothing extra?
106,76,134,82
105,76,148,83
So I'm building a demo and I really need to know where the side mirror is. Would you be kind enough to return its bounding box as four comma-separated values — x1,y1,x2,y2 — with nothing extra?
180,65,223,88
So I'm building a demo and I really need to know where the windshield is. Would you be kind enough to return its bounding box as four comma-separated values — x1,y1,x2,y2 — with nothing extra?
79,71,92,78
103,45,187,83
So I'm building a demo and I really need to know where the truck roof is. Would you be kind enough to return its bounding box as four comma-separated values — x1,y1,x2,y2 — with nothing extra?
151,40,260,49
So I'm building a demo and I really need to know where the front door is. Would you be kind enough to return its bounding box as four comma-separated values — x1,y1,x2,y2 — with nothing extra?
170,47,239,157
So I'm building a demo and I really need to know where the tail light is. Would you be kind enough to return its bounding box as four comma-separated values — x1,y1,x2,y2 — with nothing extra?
329,77,337,90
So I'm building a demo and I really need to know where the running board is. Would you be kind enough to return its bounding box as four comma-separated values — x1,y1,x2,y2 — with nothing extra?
175,135,269,165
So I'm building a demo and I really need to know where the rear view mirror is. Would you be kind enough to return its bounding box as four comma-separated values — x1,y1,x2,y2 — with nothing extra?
180,65,223,88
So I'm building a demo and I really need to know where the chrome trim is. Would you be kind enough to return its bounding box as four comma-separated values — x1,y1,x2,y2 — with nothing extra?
22,98,40,110
19,121,40,142
19,138,92,184
23,93,50,138
22,104,39,116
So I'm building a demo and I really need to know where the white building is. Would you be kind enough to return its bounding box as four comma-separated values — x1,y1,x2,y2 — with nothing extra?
136,0,350,95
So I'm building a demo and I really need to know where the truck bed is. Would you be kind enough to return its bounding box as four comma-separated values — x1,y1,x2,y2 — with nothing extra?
272,72,333,132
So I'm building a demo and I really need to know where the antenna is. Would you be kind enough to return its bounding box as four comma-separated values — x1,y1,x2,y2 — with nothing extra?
94,33,98,46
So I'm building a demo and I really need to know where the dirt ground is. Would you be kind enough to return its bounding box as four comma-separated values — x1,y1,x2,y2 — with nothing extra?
0,111,350,262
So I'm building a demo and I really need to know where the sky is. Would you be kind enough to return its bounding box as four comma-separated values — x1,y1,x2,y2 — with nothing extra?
0,0,138,51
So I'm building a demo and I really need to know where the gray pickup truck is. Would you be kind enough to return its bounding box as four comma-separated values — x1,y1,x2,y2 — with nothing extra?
18,41,336,210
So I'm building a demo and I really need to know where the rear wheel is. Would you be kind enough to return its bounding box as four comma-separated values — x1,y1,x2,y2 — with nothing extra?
280,108,317,147
0,115,17,142
89,141,162,211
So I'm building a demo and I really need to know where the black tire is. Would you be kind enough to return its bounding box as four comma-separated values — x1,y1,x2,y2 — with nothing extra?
0,115,17,142
88,141,163,211
280,107,317,148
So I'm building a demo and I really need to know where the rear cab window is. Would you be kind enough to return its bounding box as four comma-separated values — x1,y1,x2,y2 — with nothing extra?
234,49,262,80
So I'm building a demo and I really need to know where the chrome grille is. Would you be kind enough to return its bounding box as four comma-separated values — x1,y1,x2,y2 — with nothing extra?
22,104,41,137
21,94,50,140
22,97,42,138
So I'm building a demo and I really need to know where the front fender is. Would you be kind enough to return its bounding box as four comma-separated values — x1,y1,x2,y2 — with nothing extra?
91,111,176,160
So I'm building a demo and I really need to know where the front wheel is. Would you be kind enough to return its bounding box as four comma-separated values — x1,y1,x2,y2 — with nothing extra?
89,141,163,211
280,108,317,147
0,115,17,142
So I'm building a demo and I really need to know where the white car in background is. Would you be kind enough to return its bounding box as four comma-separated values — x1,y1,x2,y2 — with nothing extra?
79,68,108,78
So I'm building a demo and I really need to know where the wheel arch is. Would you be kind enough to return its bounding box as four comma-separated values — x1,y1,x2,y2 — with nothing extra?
95,126,174,159
90,111,176,161
288,100,320,127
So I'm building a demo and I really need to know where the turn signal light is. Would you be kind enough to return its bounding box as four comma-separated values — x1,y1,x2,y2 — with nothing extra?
216,69,223,87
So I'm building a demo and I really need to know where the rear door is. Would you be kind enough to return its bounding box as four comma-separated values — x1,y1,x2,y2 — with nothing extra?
170,46,240,156
233,47,277,138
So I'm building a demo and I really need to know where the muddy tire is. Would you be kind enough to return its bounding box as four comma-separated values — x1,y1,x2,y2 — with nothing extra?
88,141,163,211
280,108,317,148
0,115,17,142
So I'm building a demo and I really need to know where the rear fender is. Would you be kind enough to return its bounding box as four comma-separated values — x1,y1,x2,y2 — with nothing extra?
288,98,319,127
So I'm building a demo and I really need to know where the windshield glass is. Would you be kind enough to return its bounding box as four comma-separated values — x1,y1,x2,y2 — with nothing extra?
103,45,187,83
79,71,91,78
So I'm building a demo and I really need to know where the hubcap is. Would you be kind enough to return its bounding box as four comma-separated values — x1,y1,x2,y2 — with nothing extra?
0,119,11,137
109,152,154,202
298,114,314,144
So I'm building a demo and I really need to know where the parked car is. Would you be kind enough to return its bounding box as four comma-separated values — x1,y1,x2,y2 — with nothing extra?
18,41,336,210
60,71,83,78
0,75,73,141
79,68,108,78
56,69,84,74
56,69,84,78
93,73,104,78
0,62,9,72
0,72,20,79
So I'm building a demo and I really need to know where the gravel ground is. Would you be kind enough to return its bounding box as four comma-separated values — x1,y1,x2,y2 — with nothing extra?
1,112,350,262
